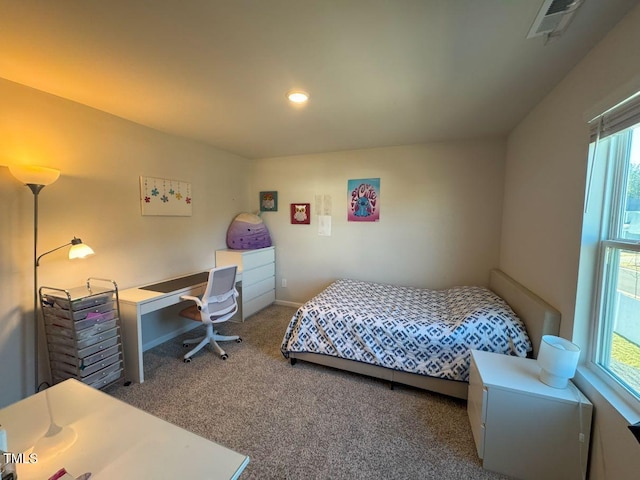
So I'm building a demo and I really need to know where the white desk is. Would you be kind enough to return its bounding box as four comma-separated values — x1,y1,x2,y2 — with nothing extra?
119,270,242,383
0,379,249,479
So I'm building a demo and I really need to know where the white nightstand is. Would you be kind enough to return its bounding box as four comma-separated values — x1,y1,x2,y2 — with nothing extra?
467,349,592,480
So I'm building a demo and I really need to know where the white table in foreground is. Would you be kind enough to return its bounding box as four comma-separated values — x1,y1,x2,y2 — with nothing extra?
0,379,249,479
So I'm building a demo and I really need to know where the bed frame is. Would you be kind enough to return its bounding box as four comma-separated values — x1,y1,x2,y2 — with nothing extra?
288,269,561,399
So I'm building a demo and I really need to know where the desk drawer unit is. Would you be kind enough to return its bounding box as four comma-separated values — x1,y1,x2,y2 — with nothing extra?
467,356,487,459
216,246,275,320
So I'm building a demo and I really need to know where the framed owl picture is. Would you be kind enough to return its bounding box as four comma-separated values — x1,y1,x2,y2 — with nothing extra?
290,203,311,224
260,191,278,212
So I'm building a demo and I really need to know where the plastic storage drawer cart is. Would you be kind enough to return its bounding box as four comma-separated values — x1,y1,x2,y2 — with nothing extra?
40,278,127,389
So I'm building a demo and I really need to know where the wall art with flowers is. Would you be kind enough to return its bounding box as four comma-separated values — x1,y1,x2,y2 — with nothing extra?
140,176,192,216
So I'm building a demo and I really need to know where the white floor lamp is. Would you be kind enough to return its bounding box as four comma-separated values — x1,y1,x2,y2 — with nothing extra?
9,165,95,393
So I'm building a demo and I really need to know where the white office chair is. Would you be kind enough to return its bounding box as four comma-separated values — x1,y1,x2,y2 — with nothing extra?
179,265,242,362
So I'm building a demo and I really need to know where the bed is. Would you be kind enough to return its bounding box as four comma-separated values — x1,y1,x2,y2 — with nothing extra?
281,269,560,399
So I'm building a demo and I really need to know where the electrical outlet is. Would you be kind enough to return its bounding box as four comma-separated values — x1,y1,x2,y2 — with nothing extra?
281,278,287,288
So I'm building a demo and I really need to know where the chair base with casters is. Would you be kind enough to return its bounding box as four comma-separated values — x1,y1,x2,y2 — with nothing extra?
179,265,242,363
179,305,242,362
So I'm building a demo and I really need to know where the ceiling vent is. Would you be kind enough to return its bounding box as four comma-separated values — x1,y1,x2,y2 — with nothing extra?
527,0,585,40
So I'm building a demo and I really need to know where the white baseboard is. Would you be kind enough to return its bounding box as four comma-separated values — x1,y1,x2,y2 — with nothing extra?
274,299,302,308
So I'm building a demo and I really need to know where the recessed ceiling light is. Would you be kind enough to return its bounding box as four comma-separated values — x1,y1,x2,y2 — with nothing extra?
287,90,309,104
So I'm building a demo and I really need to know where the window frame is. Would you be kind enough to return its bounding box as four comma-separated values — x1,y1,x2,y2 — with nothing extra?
589,125,640,403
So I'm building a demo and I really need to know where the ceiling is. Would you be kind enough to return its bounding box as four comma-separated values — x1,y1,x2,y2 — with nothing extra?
1,0,638,159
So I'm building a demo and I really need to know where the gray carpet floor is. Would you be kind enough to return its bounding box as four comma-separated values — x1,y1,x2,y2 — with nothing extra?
106,305,511,480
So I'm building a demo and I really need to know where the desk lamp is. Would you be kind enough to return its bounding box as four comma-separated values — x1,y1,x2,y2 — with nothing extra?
9,165,95,392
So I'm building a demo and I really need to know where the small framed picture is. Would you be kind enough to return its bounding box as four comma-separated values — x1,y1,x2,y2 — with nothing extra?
260,191,278,212
290,203,310,224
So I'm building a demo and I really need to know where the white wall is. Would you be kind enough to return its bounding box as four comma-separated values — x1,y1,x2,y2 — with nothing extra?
0,78,252,407
253,140,507,303
500,5,640,479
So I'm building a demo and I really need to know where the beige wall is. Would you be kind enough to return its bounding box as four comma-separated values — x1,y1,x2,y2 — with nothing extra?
500,5,640,480
1,77,508,408
0,78,252,406
253,140,507,304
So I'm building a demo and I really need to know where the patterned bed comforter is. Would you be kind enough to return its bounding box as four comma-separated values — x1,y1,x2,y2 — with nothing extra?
281,279,531,382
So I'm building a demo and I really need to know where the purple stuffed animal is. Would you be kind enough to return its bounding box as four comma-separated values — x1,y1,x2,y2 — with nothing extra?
226,213,272,249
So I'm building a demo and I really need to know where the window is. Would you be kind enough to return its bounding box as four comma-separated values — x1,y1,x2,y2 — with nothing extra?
588,95,640,401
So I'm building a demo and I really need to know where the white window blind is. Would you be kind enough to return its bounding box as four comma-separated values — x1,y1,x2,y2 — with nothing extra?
589,92,640,142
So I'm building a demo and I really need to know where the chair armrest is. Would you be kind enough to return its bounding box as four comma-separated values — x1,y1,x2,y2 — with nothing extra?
180,295,204,308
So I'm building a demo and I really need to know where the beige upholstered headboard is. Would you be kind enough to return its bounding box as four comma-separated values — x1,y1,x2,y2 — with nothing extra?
489,269,561,358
